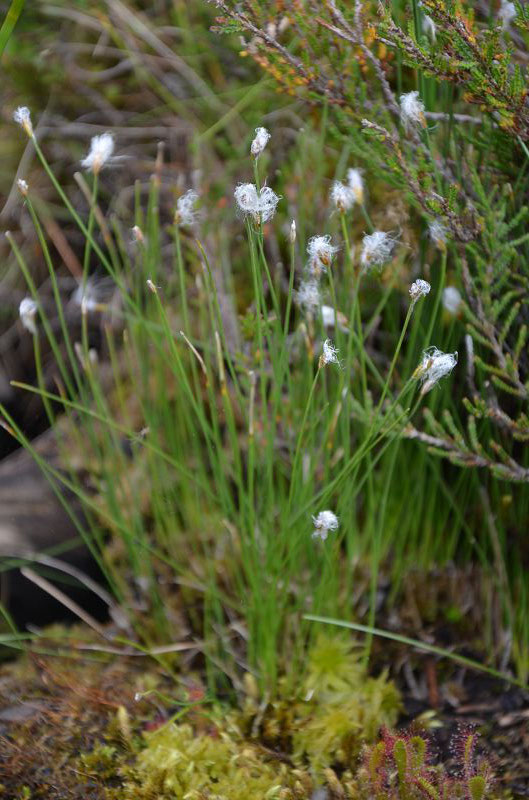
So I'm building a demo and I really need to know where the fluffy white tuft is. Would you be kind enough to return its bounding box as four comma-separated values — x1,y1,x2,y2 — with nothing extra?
320,338,340,367
400,91,426,132
296,279,321,312
360,230,397,271
312,510,339,541
346,168,365,205
251,127,271,158
307,235,338,274
13,106,33,136
414,346,458,395
330,180,355,213
234,182,280,223
81,133,115,174
428,219,448,250
442,286,462,315
409,278,431,303
176,189,199,227
19,297,38,335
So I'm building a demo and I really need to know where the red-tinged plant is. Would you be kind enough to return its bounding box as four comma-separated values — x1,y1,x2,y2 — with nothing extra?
362,726,493,799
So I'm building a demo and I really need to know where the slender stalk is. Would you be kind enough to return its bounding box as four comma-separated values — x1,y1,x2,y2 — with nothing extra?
287,365,322,513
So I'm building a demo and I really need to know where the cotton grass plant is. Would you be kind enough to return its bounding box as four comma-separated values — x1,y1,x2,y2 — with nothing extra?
4,105,470,693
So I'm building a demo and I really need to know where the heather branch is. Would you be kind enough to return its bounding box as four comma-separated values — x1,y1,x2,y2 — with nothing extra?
382,0,529,139
322,0,401,119
361,119,480,242
461,257,528,398
404,424,529,482
210,0,343,104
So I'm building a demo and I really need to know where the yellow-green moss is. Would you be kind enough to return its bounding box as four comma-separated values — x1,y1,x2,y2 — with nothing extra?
117,722,313,800
102,635,401,798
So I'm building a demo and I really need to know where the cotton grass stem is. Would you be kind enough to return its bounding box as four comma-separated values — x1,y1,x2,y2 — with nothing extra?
287,365,323,513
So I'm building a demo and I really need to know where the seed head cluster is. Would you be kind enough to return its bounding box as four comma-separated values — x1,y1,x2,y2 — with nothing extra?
428,219,448,250
414,346,458,395
321,305,348,333
72,280,100,314
19,297,38,335
312,510,339,541
81,133,115,175
320,338,340,367
347,168,365,205
360,231,397,271
307,235,338,275
13,106,33,137
442,286,462,315
251,126,271,158
409,278,431,304
296,279,321,312
176,189,199,227
234,182,280,224
400,91,426,132
330,180,355,213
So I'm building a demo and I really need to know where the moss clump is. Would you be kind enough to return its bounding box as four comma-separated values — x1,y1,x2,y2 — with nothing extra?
116,721,313,800
79,743,119,780
293,634,402,770
243,634,402,773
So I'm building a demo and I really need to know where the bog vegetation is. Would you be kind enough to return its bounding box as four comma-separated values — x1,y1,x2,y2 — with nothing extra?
1,0,529,794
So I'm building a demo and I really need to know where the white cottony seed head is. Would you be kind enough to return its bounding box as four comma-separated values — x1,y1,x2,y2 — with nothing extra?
347,168,365,205
312,510,339,541
72,281,100,314
409,278,431,303
176,189,199,227
360,230,397,271
414,346,458,395
234,182,280,223
307,235,338,274
17,179,28,196
320,338,340,367
422,13,436,40
321,305,337,328
296,279,320,312
258,186,280,222
13,106,33,137
330,180,355,213
321,305,349,333
131,225,145,244
400,91,426,132
81,133,115,174
250,126,271,158
428,219,448,250
19,297,38,335
290,220,297,244
234,182,259,214
442,286,462,315
499,0,516,27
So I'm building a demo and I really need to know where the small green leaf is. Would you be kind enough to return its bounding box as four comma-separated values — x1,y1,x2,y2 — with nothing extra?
394,739,408,785
469,775,487,800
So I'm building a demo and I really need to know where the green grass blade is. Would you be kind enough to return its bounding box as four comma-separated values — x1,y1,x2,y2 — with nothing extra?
304,614,528,690
0,0,25,57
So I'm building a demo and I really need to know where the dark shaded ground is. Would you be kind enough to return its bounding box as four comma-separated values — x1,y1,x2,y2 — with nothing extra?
401,671,529,797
